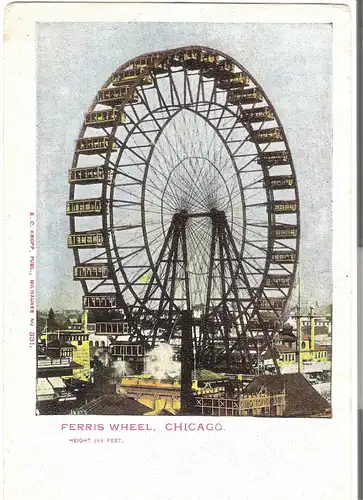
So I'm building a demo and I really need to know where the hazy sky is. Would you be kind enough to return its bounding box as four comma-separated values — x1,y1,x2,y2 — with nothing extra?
37,22,332,311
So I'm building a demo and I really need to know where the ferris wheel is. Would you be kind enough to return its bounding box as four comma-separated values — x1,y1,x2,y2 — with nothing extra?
67,46,300,373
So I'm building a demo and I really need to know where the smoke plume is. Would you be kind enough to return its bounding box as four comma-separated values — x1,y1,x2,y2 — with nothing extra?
145,343,180,379
112,360,133,381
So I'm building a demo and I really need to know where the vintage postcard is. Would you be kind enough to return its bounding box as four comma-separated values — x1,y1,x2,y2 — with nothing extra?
3,2,358,499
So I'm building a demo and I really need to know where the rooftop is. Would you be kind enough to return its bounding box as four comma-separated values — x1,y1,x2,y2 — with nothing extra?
77,394,151,415
244,373,331,417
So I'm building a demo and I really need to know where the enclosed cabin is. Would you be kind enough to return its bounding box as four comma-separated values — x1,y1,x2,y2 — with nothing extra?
167,51,183,67
248,318,279,331
271,201,298,214
83,293,119,310
97,85,139,107
67,230,105,249
240,106,274,123
264,175,295,191
180,49,202,70
200,51,220,70
257,150,291,166
109,343,143,359
257,297,287,311
217,72,249,90
112,68,153,87
133,53,169,75
227,87,264,105
95,321,129,335
202,57,233,79
270,250,296,264
262,275,294,288
75,136,117,155
250,127,284,144
84,108,128,128
66,198,106,217
68,166,111,185
73,263,111,280
270,225,299,239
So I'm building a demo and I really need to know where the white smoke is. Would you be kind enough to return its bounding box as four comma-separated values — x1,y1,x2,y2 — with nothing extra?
145,343,181,380
95,349,109,367
112,360,133,381
284,315,297,330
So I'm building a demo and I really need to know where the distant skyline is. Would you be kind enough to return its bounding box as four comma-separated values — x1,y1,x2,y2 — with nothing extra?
37,22,332,310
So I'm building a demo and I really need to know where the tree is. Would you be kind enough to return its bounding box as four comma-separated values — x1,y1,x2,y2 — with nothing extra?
36,310,47,335
47,308,58,331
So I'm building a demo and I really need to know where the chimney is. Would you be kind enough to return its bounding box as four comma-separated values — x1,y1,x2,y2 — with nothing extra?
82,309,88,333
310,307,315,351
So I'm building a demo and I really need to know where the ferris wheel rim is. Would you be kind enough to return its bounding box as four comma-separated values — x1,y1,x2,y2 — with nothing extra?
68,45,300,337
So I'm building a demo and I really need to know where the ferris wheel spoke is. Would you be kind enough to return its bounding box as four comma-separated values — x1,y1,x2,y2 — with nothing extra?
146,142,207,205
232,116,265,157
88,281,111,293
223,116,242,143
240,257,264,276
112,197,141,205
110,223,143,232
204,78,218,119
152,74,173,116
185,161,215,209
124,109,191,179
186,222,212,277
196,71,206,111
243,175,265,190
123,117,169,168
168,70,182,107
178,110,204,158
223,187,244,209
168,116,193,163
236,153,260,174
145,177,180,212
144,193,177,214
69,48,299,374
239,225,268,243
243,238,268,255
79,251,108,264
118,246,145,262
221,153,260,186
218,226,253,365
272,239,298,252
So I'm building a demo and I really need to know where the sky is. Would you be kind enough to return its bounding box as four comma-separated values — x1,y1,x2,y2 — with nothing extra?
36,22,332,311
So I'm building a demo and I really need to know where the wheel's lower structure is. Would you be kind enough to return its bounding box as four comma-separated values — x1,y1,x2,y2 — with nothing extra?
67,46,300,374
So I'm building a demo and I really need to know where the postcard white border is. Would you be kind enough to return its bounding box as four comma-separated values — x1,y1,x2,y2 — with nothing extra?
3,2,358,499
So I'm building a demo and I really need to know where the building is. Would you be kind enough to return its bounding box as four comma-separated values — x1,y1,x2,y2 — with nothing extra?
73,394,151,415
194,391,286,416
244,373,331,417
265,307,329,369
40,311,91,381
37,344,83,379
300,315,331,334
116,370,228,414
36,376,68,402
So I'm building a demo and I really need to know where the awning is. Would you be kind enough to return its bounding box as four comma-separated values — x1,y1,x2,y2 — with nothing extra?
48,377,66,389
37,378,55,397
